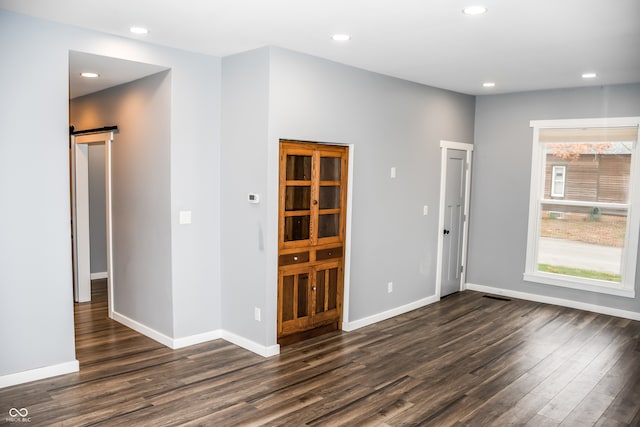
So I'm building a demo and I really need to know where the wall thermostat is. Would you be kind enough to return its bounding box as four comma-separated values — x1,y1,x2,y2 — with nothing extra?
248,193,260,204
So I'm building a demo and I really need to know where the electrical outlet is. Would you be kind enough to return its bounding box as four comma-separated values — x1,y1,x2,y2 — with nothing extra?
387,282,393,293
254,307,261,322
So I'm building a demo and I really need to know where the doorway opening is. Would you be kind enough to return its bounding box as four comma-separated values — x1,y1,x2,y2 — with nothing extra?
68,51,171,358
70,128,117,316
436,141,473,298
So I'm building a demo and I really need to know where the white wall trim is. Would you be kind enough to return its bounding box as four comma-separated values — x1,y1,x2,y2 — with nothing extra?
343,294,439,331
90,272,108,280
111,311,175,348
0,360,79,389
466,282,640,321
172,330,223,349
221,331,280,357
113,312,280,356
342,144,355,325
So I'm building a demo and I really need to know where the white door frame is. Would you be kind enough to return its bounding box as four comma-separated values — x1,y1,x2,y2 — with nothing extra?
71,130,116,317
435,140,473,298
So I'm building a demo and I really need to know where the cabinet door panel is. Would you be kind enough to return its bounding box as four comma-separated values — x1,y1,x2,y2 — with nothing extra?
279,269,312,335
312,262,342,325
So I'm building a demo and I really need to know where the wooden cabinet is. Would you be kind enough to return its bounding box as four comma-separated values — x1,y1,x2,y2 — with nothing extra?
278,141,348,344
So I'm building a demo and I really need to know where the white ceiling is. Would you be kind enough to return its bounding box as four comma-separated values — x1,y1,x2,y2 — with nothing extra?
2,0,639,96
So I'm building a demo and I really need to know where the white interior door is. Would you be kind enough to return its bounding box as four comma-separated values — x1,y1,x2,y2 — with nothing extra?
436,141,473,298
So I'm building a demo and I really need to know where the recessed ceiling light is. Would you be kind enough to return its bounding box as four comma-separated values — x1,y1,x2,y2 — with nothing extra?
463,5,488,15
482,82,495,88
80,72,99,78
332,34,351,42
129,26,149,35
581,72,597,79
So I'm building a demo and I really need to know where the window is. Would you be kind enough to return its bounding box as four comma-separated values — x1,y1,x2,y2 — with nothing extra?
550,165,566,198
525,117,640,297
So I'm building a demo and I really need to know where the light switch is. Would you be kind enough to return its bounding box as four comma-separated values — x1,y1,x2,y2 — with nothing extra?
390,167,396,179
423,205,429,216
179,210,192,225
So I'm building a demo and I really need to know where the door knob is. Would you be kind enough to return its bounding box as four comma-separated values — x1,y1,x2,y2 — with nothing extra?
443,229,450,235
312,286,316,291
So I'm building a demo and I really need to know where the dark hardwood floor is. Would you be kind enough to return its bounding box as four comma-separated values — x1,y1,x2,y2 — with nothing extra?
1,281,639,426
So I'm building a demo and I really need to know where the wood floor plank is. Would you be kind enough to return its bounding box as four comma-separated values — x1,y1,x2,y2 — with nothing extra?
1,281,638,426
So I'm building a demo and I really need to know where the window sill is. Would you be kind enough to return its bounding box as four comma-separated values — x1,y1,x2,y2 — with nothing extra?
523,272,635,298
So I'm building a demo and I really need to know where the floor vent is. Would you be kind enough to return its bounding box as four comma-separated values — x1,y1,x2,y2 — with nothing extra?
483,295,511,302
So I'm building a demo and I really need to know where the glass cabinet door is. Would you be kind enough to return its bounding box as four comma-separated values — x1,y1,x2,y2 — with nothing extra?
317,155,342,240
283,152,313,244
280,145,346,247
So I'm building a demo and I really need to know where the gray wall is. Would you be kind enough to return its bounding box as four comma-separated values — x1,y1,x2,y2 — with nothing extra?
70,72,174,335
221,48,271,343
221,47,476,346
468,83,640,313
88,144,107,274
0,11,76,376
0,10,221,377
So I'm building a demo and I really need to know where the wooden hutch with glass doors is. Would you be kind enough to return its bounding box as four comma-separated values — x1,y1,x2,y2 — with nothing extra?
277,140,349,345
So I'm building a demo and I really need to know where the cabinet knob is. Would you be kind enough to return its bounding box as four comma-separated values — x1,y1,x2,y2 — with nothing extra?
313,200,318,205
293,256,298,261
312,287,316,291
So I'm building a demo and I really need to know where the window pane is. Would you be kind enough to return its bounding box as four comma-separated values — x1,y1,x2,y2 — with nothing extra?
551,166,566,197
284,215,310,241
320,157,341,181
318,214,340,238
538,204,626,282
319,185,341,209
286,155,312,180
543,141,632,203
285,186,311,211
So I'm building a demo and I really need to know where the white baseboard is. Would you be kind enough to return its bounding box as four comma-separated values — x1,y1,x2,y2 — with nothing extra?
111,311,175,348
343,294,440,331
111,311,279,357
172,330,222,349
0,360,79,389
466,283,640,321
90,272,108,280
221,330,280,358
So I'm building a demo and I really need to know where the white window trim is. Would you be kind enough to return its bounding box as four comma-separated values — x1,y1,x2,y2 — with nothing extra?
525,117,640,298
550,165,566,198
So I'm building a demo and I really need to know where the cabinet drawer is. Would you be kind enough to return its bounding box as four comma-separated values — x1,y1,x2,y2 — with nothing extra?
316,246,342,261
279,251,310,266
